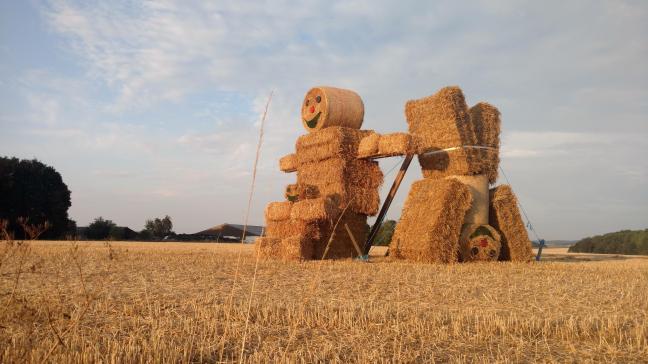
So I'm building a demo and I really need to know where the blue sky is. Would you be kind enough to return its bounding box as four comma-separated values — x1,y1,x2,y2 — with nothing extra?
1,0,646,240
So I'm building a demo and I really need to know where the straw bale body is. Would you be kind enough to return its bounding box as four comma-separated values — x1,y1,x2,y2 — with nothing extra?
265,201,292,221
301,87,364,132
389,178,471,263
290,197,337,221
447,175,489,225
469,102,501,149
489,185,533,262
405,86,475,152
295,127,372,165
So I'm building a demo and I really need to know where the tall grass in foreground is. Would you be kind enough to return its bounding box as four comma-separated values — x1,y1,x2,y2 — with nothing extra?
1,241,647,363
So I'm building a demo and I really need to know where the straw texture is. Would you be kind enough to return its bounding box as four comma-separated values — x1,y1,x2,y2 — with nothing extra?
315,212,368,259
265,201,292,221
418,147,499,184
469,102,501,149
295,127,371,165
290,197,337,221
377,132,415,157
279,154,297,173
489,185,533,262
357,132,380,158
405,86,476,152
389,178,471,263
301,87,364,132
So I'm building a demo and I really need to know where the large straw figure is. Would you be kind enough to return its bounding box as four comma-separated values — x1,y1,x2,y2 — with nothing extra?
359,86,533,263
256,87,383,260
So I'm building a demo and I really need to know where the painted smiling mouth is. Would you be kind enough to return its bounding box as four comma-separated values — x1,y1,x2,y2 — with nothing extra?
304,112,321,128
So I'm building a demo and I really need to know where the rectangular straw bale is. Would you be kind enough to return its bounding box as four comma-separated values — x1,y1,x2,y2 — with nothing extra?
265,219,323,240
419,147,499,184
318,182,381,216
469,102,501,148
297,158,383,190
389,178,471,263
279,153,297,172
296,127,372,165
279,236,314,261
405,86,476,152
357,132,380,158
314,212,368,259
265,201,292,221
290,197,337,221
255,237,282,260
489,185,533,262
377,132,415,157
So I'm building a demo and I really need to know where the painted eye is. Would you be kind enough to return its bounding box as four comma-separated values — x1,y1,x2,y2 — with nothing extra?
471,247,479,256
315,96,322,103
304,99,309,107
489,250,497,258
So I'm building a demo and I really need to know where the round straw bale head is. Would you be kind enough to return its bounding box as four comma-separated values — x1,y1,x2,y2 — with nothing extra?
459,224,501,262
301,86,364,132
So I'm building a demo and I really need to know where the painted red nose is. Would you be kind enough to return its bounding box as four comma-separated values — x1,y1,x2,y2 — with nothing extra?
309,106,315,113
480,239,488,247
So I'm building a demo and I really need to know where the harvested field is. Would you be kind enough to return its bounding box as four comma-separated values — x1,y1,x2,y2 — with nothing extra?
1,241,647,363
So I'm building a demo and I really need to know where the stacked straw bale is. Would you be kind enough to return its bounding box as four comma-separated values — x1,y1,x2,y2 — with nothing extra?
389,178,471,263
295,127,372,165
314,212,368,259
489,185,533,262
405,86,476,152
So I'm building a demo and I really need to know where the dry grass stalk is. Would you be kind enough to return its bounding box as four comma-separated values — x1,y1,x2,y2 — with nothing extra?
489,185,534,262
3,241,647,362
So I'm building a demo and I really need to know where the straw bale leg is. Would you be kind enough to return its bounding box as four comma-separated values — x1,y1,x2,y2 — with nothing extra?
489,185,533,262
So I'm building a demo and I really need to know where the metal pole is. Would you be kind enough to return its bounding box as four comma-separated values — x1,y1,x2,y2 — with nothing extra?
535,239,545,261
361,154,414,257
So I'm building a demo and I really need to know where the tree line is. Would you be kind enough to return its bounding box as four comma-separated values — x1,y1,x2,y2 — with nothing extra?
568,229,648,255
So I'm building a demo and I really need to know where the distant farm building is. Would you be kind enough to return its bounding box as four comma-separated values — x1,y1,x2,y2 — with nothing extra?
190,223,265,243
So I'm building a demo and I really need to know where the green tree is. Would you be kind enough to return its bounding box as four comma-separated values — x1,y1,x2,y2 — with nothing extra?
86,217,116,240
0,157,73,239
374,220,397,246
568,229,648,255
144,215,173,239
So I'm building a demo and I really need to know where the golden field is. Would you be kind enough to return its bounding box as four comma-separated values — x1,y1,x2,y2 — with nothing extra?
1,241,647,363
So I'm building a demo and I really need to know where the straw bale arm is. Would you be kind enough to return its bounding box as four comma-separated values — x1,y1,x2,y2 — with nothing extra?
358,132,415,160
279,153,297,173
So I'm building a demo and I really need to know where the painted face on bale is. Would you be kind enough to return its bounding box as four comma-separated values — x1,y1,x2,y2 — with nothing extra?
460,225,502,262
285,184,299,202
302,88,326,130
300,86,364,132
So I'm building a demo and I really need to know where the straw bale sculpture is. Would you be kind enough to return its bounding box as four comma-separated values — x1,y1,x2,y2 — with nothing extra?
255,86,383,260
358,86,533,263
